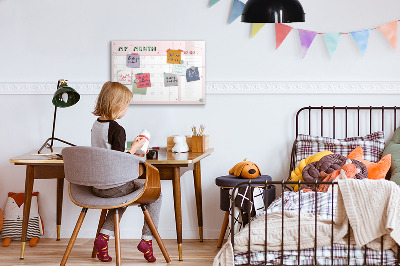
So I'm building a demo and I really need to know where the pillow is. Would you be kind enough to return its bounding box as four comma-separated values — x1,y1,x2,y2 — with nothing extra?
348,146,391,180
295,131,385,167
382,126,400,184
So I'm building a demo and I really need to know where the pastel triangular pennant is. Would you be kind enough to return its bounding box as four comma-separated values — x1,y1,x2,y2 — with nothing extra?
251,23,266,38
298,29,317,58
229,0,245,24
323,33,341,58
209,0,220,7
275,23,293,49
351,29,370,55
378,21,398,50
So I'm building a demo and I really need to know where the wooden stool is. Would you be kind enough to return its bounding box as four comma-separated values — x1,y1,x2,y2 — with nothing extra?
215,175,275,248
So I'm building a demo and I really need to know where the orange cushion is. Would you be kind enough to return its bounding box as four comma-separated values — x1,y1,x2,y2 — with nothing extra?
347,146,391,180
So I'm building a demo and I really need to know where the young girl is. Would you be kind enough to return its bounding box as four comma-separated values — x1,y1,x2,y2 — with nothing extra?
91,81,162,263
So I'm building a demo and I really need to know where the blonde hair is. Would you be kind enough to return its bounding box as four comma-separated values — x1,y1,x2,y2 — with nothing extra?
93,81,133,120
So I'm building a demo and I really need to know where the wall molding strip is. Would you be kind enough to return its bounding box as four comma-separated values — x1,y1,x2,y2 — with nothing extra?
0,81,399,95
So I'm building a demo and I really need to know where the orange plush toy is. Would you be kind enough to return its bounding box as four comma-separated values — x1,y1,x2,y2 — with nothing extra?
317,161,359,192
229,159,261,179
1,192,44,247
347,146,391,180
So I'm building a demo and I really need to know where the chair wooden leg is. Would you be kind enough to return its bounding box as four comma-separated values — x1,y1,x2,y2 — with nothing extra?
217,211,230,248
114,210,121,266
141,205,171,263
60,208,88,266
91,209,108,258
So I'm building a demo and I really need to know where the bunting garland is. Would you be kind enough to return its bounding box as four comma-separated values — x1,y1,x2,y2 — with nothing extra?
378,21,398,50
275,23,292,49
351,29,370,55
208,2,399,58
323,33,341,58
251,23,266,38
298,30,317,58
229,0,245,24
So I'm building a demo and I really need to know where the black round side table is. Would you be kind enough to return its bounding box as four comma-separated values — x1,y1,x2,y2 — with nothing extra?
215,175,275,248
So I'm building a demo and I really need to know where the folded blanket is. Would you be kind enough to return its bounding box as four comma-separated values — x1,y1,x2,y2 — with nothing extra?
335,178,400,251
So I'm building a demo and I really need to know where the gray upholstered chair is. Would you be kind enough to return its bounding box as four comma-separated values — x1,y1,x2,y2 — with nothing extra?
60,146,171,265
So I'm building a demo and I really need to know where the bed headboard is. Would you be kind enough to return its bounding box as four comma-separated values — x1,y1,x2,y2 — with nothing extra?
290,106,400,179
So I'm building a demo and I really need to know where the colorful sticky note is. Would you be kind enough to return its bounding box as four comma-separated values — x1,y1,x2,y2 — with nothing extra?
117,70,132,85
164,73,178,87
167,49,182,64
132,83,147,95
126,53,140,68
186,67,200,82
172,64,187,75
135,73,151,88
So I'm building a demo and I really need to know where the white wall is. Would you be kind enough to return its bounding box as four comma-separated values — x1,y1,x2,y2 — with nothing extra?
1,0,400,239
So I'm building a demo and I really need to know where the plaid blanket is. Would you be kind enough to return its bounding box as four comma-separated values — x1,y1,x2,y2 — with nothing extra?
234,191,397,265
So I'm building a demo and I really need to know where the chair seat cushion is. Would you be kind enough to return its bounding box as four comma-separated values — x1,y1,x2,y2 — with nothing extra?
69,180,145,208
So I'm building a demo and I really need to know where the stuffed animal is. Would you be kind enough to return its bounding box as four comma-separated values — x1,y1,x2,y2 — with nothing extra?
317,160,360,193
229,159,261,179
348,146,391,180
172,135,189,153
1,192,44,247
289,150,333,191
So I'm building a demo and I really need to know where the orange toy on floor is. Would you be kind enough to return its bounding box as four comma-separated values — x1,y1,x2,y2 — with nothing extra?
1,192,44,247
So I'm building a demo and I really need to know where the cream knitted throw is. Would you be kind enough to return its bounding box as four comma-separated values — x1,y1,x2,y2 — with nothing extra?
214,179,400,266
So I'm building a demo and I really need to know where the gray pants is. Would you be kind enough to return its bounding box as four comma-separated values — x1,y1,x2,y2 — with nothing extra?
92,180,162,240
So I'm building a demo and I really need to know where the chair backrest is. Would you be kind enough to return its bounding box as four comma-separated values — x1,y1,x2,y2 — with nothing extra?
62,146,145,187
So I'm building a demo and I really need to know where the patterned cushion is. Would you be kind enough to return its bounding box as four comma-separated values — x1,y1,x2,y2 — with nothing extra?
294,131,385,166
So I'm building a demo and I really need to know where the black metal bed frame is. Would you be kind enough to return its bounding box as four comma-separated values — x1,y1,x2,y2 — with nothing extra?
230,106,400,266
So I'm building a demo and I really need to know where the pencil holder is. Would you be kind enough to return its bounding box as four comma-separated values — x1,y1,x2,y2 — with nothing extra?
191,135,209,153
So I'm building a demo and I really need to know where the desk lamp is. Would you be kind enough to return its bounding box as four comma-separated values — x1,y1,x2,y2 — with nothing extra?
38,79,80,154
241,0,305,23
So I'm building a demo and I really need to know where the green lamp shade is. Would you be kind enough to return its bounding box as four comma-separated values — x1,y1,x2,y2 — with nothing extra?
52,84,80,108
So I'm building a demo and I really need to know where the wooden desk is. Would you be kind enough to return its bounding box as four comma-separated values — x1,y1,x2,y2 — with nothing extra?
10,147,213,261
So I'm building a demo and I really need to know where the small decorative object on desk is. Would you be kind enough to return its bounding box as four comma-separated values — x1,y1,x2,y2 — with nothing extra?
191,124,209,152
172,135,189,153
146,149,158,160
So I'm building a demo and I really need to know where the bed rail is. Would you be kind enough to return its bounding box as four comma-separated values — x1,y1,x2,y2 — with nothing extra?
230,180,400,266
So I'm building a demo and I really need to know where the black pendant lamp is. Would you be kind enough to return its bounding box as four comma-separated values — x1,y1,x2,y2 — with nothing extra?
242,0,305,23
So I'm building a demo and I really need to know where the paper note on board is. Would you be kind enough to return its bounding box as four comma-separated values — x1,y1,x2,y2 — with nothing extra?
186,67,200,82
117,70,132,84
167,49,182,64
135,73,151,88
126,53,140,68
172,64,186,75
164,73,178,87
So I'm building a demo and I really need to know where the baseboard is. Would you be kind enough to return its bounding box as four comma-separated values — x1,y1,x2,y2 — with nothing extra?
1,81,400,94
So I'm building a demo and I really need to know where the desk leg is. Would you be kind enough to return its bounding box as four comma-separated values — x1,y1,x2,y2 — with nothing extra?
20,165,35,259
56,178,64,241
172,167,183,261
193,161,203,242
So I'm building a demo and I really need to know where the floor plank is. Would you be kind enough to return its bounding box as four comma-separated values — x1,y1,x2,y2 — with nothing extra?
0,239,221,265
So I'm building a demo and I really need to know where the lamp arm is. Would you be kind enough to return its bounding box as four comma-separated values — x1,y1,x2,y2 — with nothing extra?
50,105,57,148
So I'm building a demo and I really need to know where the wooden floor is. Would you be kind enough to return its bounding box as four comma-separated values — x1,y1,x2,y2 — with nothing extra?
0,239,221,265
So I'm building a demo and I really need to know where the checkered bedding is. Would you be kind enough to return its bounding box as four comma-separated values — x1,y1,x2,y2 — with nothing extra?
234,191,398,265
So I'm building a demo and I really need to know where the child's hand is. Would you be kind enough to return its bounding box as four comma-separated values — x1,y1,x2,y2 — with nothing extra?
129,137,147,154
134,149,149,157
